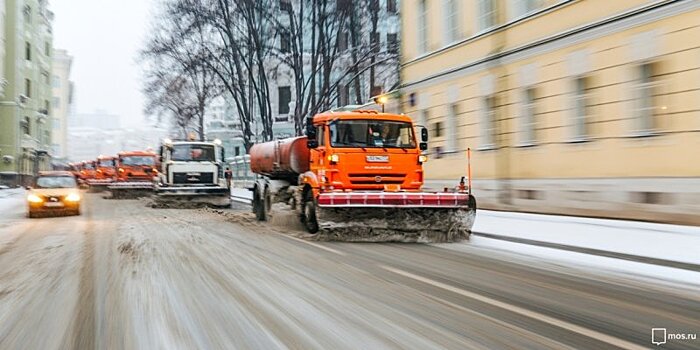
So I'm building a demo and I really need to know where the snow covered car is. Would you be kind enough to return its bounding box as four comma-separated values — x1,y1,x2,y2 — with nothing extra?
26,171,82,218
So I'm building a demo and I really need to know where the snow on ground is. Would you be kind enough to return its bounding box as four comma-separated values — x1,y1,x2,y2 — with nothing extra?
439,236,700,292
0,189,24,212
473,210,700,265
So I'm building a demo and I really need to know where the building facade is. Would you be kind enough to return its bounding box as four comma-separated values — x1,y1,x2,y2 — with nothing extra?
51,48,72,159
0,0,54,186
400,0,700,225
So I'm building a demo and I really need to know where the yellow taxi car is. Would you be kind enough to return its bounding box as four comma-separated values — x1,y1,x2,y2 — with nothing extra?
26,171,82,218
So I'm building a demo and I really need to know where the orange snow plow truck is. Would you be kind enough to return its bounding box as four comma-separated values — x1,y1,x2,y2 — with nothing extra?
249,110,476,242
108,150,158,198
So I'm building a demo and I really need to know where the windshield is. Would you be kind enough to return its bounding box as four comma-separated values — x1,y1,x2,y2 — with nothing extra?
171,144,216,162
329,120,416,148
36,176,77,189
98,160,115,167
83,163,95,170
121,156,155,166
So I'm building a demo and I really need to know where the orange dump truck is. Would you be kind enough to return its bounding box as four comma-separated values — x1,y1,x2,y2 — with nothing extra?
248,110,476,242
108,151,158,198
79,160,97,183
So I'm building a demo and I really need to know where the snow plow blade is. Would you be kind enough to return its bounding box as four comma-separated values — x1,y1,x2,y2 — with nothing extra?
108,182,154,199
87,180,113,193
314,192,476,242
151,186,231,208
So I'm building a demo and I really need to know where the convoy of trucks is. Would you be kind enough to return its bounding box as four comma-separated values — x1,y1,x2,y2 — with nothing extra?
64,108,476,241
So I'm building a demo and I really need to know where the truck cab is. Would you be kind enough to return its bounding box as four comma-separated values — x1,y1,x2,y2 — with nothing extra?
157,139,226,188
95,156,117,181
305,110,428,192
116,151,158,182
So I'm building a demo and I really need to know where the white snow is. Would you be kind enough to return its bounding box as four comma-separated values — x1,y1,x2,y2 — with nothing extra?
0,189,25,213
473,210,700,265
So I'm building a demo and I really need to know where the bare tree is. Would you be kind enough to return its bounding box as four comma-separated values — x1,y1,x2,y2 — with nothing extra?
142,0,222,141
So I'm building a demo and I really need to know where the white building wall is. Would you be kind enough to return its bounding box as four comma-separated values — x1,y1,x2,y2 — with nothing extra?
51,49,72,159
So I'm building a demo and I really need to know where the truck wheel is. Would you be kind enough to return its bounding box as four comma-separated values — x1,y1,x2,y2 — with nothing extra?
254,189,267,221
302,191,319,234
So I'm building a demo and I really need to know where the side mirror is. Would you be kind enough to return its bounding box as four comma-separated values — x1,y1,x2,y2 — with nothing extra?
306,117,318,149
25,186,32,190
307,139,318,149
421,127,429,142
419,142,428,151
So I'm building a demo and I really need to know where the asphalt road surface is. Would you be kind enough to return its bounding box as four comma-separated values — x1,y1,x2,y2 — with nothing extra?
0,192,698,349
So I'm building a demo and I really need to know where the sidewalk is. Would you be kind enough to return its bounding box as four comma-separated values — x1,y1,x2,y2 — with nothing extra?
473,210,700,267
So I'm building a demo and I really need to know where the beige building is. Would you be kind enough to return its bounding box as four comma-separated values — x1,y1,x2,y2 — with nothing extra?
400,0,700,225
51,49,72,159
0,0,5,97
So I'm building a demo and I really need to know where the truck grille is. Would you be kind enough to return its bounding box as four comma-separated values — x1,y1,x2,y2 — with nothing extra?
348,173,406,185
173,172,214,184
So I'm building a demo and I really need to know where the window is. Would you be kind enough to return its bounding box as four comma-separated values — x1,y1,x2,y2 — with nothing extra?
572,77,589,140
329,120,415,148
513,0,541,18
280,0,292,12
417,0,428,54
370,0,379,11
44,100,50,115
23,5,31,23
25,79,31,98
44,42,50,56
234,146,240,157
53,118,60,130
371,32,380,53
278,86,291,114
446,104,458,152
280,30,291,53
337,32,348,52
316,125,325,146
387,0,397,13
445,0,459,44
521,88,536,145
478,0,496,31
25,42,31,61
433,121,443,138
22,117,31,135
387,33,398,54
481,96,496,148
636,63,657,133
52,75,61,88
337,84,349,107
336,0,352,10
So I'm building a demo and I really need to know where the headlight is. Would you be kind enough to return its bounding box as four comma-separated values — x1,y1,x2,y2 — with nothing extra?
65,193,81,202
27,194,43,203
418,155,428,164
328,154,339,164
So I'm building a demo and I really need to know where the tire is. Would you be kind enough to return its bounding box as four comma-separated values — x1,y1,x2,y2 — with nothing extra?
74,206,81,216
27,211,35,219
254,187,267,221
301,190,319,234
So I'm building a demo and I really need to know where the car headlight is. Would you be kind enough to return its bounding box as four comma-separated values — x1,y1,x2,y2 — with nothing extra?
65,193,81,202
27,194,43,203
418,155,428,164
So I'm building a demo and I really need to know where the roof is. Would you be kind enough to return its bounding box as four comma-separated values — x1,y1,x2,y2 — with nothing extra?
37,171,75,177
312,110,413,124
117,150,156,156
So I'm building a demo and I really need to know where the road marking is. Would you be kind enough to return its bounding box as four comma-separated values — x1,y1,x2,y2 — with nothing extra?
381,265,646,350
279,234,347,256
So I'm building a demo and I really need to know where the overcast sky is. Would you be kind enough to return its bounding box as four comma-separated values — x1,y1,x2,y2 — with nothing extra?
51,0,154,128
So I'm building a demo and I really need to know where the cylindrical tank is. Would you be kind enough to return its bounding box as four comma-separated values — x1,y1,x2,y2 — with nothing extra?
250,136,310,180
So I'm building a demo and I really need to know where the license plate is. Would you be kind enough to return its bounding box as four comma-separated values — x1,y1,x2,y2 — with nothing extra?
366,155,389,163
44,202,64,208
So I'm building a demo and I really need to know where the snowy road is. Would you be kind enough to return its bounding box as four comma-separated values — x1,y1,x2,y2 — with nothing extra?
0,192,699,349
